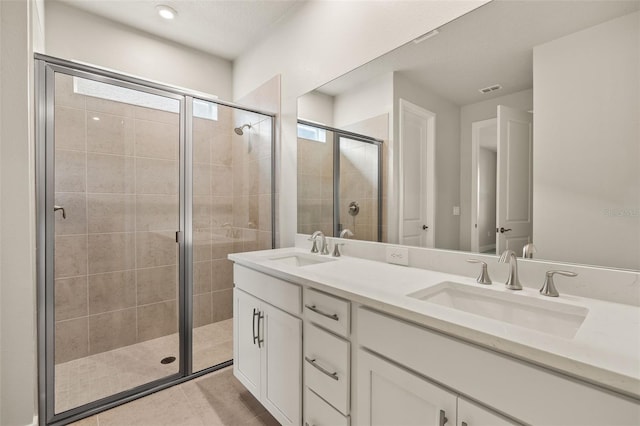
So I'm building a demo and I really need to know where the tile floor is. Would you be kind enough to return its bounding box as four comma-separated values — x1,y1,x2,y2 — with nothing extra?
57,319,234,413
69,367,279,426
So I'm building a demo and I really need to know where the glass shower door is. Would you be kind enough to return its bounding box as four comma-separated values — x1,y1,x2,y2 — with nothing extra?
49,70,183,414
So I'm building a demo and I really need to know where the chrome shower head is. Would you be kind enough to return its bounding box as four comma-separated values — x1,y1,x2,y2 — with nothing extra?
234,123,252,135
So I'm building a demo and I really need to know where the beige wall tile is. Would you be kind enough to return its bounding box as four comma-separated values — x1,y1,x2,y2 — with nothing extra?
54,192,87,235
89,308,137,354
136,158,178,195
258,194,272,232
87,153,135,194
193,163,211,197
87,233,135,274
136,231,177,268
86,112,134,155
55,276,88,321
137,265,177,305
55,150,86,193
211,289,233,323
87,194,135,233
55,235,87,278
194,261,211,294
134,106,179,125
135,195,178,232
138,301,177,342
193,228,212,262
210,234,233,260
211,259,232,292
211,165,232,197
193,196,212,229
193,293,212,328
211,132,232,166
55,318,89,364
259,156,272,195
211,196,233,228
134,119,178,160
55,73,86,110
85,97,135,118
55,106,86,151
192,117,212,163
88,271,136,314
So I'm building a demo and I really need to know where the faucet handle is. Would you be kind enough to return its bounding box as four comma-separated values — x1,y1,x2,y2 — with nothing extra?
466,259,492,285
540,270,577,297
308,236,319,253
332,242,346,257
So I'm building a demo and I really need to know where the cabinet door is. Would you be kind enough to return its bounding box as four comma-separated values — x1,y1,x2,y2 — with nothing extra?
262,303,302,426
458,398,520,426
357,349,457,426
233,289,262,398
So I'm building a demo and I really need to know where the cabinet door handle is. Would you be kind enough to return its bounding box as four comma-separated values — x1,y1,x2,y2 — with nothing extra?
305,356,339,381
257,311,264,348
304,304,339,321
252,308,259,345
439,409,448,426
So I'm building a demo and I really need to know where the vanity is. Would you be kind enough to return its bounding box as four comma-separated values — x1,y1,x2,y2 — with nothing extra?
230,241,640,426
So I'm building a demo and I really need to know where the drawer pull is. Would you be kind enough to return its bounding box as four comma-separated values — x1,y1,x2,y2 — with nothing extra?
305,304,339,321
305,356,339,381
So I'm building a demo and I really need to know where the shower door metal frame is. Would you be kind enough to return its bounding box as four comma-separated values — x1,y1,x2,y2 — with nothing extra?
35,54,277,426
297,120,383,242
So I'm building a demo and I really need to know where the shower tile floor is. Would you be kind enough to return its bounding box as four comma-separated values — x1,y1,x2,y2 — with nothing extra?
69,366,278,426
57,319,235,414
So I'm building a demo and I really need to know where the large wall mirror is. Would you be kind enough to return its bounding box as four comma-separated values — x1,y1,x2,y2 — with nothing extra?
297,0,639,271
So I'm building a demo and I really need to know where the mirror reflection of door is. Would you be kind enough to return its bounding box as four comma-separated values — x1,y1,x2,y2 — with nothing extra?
399,99,436,248
471,106,533,256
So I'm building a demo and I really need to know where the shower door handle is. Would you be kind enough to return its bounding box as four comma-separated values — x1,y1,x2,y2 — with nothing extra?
54,205,66,219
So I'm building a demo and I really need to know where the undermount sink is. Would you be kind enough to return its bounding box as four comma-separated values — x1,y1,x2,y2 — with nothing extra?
268,253,336,267
408,281,588,339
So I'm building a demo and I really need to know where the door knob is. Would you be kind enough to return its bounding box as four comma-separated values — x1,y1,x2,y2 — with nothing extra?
498,227,512,233
422,225,429,230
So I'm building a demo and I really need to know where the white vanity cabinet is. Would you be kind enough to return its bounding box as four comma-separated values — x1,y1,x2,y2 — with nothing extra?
356,307,640,426
233,266,302,426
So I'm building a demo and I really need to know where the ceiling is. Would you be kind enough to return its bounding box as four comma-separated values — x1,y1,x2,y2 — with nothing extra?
55,0,304,60
317,0,640,106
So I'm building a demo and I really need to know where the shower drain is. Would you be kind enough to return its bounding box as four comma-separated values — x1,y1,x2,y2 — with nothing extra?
160,356,176,364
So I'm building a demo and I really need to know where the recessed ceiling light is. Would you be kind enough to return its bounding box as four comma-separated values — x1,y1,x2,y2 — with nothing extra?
156,5,177,20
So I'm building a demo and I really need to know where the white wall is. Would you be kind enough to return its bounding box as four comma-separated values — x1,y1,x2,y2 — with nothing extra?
233,0,490,246
1,0,41,424
297,91,334,126
333,72,394,129
394,72,461,250
459,89,533,251
45,1,233,99
533,11,639,270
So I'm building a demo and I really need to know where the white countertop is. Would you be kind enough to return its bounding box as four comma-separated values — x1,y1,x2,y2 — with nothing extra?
229,247,640,400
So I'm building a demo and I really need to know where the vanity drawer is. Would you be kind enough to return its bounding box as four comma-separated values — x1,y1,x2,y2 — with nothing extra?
233,265,301,315
304,288,350,336
305,387,349,426
304,322,350,415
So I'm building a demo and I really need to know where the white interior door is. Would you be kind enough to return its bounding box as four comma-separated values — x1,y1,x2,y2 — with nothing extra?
399,99,435,247
496,105,533,255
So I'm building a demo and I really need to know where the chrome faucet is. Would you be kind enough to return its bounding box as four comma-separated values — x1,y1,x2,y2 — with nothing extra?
309,231,329,255
499,250,522,290
333,228,354,257
540,270,577,297
523,243,537,259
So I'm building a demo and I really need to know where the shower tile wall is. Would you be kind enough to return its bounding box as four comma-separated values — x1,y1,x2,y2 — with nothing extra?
297,131,334,236
54,74,180,364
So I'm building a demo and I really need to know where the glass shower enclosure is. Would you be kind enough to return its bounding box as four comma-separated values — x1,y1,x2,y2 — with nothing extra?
36,55,275,425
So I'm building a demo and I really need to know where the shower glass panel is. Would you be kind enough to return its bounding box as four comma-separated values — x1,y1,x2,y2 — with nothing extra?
297,127,335,236
51,72,182,413
191,99,274,372
337,135,381,241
